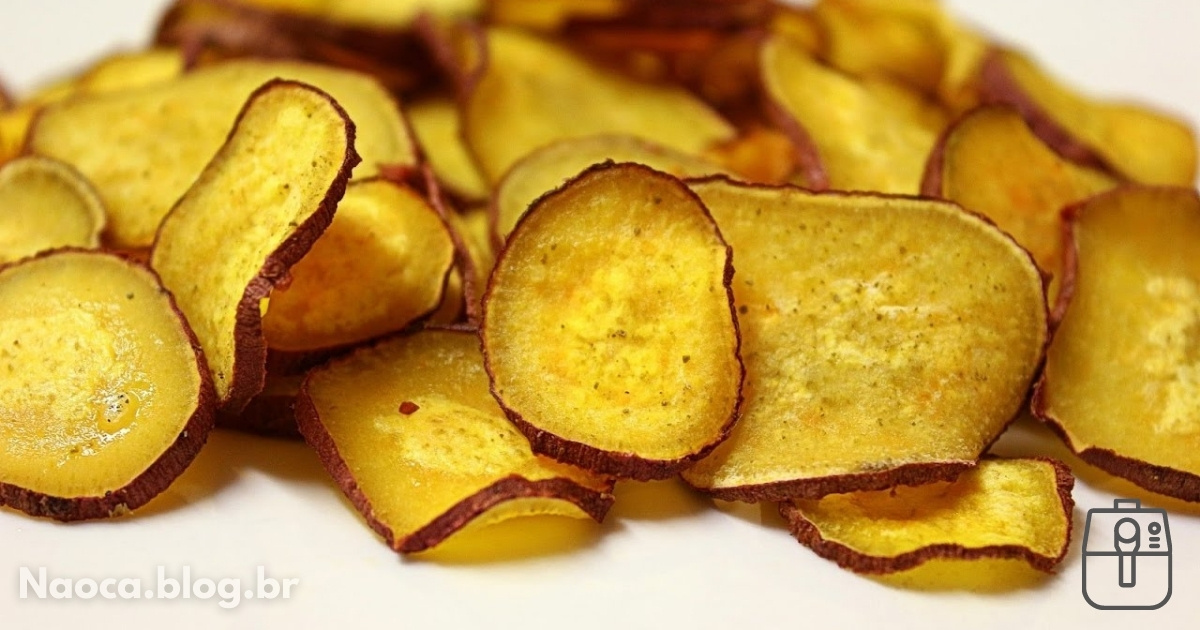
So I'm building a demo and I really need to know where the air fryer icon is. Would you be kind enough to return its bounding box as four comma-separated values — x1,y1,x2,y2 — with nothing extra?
1083,499,1172,610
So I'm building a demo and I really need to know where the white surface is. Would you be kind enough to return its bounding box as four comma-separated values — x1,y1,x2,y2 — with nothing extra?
2,2,1199,629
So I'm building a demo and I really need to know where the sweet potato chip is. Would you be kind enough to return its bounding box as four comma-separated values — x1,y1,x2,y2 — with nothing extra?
487,0,625,31
297,328,614,553
32,59,414,248
1035,186,1200,501
812,0,945,94
980,48,1198,186
681,179,1047,500
406,96,488,202
780,458,1074,574
235,0,480,28
463,26,735,183
761,32,937,194
482,163,742,480
151,79,358,413
443,204,495,322
262,179,455,354
0,250,215,521
492,134,726,243
922,105,1116,303
0,156,106,264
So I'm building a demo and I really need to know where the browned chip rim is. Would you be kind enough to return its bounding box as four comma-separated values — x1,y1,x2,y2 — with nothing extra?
481,161,744,481
977,48,1118,178
779,457,1076,575
1032,186,1200,501
294,328,615,553
679,175,1050,498
151,78,360,415
0,248,217,521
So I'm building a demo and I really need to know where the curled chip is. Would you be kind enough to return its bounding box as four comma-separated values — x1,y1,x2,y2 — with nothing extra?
262,179,456,355
297,328,614,553
1035,186,1200,501
780,458,1075,574
922,105,1116,304
152,79,358,413
482,163,742,480
0,250,215,521
406,96,489,202
462,26,735,183
492,134,726,244
31,59,414,248
981,48,1198,186
0,156,106,264
681,179,1047,501
761,32,936,194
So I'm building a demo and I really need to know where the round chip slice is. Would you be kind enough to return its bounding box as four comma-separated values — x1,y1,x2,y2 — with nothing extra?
780,458,1075,575
482,162,743,480
297,328,614,554
1035,186,1200,501
681,178,1048,500
0,156,106,264
0,250,215,521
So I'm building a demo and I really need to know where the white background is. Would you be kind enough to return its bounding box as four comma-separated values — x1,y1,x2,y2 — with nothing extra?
2,1,1199,628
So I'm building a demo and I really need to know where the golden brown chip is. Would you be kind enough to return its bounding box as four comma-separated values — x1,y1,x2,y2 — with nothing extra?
681,178,1047,500
761,32,937,194
0,156,106,264
483,163,742,480
262,179,456,354
1035,186,1200,501
780,458,1074,574
297,328,614,553
0,250,215,521
980,48,1197,186
922,105,1117,304
151,79,358,413
32,59,414,248
463,26,734,183
491,134,726,244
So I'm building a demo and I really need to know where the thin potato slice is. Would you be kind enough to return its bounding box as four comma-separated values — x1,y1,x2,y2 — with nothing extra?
406,96,489,202
922,105,1116,304
482,163,742,480
980,48,1197,186
32,59,414,248
780,458,1074,574
463,26,735,183
761,33,937,194
1035,186,1200,501
152,79,358,413
262,179,456,354
76,48,185,94
492,134,726,244
681,179,1047,500
0,250,215,521
297,328,614,553
0,156,106,264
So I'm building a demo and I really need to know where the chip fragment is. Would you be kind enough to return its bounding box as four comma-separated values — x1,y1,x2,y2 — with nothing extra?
681,178,1047,500
1035,186,1200,501
780,458,1075,574
151,79,358,413
297,328,614,553
0,250,215,521
0,156,106,264
483,163,742,480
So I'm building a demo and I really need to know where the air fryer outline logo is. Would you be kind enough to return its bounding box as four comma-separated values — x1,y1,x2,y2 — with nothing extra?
1082,498,1172,610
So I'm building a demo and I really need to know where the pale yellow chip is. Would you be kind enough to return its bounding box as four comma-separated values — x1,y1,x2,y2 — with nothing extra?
0,156,105,264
